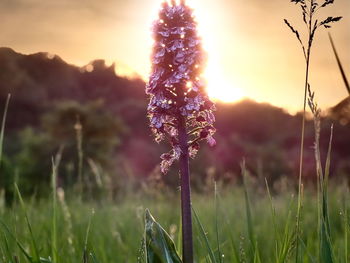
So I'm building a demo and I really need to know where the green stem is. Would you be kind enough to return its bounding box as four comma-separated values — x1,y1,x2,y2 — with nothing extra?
295,1,314,261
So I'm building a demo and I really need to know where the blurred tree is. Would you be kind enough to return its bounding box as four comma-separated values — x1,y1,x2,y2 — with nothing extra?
0,155,18,205
13,128,53,197
1,100,126,201
41,100,126,189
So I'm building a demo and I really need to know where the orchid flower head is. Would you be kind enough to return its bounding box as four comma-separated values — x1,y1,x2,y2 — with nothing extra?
146,0,216,173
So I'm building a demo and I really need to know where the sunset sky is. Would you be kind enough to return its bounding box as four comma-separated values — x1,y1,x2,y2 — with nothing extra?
1,0,349,112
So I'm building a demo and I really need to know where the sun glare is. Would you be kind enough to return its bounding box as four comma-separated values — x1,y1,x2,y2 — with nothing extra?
205,66,244,103
206,81,244,103
143,0,245,103
186,0,244,103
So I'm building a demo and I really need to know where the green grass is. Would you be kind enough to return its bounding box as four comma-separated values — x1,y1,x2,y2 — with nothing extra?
0,184,349,263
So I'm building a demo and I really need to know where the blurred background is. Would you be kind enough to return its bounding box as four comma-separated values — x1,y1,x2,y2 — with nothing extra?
0,0,349,204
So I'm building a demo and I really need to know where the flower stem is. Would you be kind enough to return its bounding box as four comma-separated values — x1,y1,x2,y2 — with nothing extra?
178,116,194,263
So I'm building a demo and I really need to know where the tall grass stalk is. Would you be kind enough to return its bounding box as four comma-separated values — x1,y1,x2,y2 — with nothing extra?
57,187,75,256
83,210,94,263
0,94,10,165
344,193,348,263
328,33,350,94
285,2,316,259
265,179,279,262
214,182,223,262
51,159,58,263
308,86,335,262
284,1,342,261
74,117,84,195
241,162,261,263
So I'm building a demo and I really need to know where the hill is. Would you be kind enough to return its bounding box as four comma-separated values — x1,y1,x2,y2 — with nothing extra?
0,47,146,130
0,48,349,197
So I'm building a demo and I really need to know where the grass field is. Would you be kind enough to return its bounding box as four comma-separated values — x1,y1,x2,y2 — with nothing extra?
0,182,349,263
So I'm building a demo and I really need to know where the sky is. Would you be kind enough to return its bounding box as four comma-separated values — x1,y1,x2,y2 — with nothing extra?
0,0,349,112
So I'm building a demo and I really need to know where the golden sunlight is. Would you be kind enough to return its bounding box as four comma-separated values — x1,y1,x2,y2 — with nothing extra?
205,66,244,103
187,0,245,103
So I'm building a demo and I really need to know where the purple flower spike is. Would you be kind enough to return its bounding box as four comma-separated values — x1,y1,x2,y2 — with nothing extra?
146,0,216,174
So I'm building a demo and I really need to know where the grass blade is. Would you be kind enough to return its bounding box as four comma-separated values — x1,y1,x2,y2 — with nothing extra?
0,218,33,262
328,33,350,94
241,162,261,263
344,195,348,263
192,207,217,263
0,94,10,165
14,183,41,263
89,252,101,263
278,196,296,263
319,126,335,263
83,209,94,263
51,159,58,263
1,230,13,263
214,182,223,262
265,178,279,263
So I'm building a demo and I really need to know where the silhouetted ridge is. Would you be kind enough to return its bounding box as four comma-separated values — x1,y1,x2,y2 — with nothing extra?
0,47,349,181
0,48,146,130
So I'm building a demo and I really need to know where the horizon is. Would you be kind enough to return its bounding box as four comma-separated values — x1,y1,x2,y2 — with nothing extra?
1,0,349,112
0,45,345,115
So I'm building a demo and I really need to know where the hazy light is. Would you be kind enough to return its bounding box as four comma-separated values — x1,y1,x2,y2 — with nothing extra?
85,64,94,72
46,53,55,60
186,0,244,103
206,65,244,103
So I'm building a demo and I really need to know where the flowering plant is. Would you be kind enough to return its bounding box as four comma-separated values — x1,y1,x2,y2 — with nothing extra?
146,1,216,261
146,0,216,174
